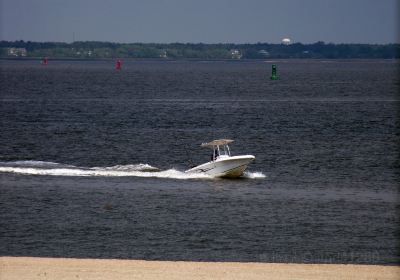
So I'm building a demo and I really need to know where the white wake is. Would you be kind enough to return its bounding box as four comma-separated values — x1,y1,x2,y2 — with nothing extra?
0,160,265,180
243,171,266,179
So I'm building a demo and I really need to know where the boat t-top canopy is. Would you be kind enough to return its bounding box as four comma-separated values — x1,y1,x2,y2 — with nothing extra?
201,139,233,148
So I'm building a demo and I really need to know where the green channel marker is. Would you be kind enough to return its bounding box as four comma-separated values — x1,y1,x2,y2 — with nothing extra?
270,64,278,80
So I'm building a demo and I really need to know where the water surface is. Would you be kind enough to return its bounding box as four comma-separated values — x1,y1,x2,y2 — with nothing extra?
0,59,399,264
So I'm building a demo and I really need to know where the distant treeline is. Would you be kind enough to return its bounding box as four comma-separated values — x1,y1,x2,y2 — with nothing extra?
1,40,399,59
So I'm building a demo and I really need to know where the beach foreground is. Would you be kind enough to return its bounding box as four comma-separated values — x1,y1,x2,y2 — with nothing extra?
1,257,399,280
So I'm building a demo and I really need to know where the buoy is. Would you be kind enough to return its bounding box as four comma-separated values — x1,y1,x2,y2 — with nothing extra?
42,57,48,65
116,59,122,70
270,64,278,80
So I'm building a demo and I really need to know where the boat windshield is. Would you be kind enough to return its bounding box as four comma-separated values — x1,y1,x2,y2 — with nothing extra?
221,144,231,156
212,144,231,160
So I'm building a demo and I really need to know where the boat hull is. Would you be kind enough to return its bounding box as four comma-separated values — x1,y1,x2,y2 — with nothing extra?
185,155,255,178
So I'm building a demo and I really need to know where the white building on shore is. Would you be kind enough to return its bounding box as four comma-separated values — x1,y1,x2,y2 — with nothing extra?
7,48,27,57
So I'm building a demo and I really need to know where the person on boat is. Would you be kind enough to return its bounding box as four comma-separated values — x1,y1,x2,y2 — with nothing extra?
211,148,219,161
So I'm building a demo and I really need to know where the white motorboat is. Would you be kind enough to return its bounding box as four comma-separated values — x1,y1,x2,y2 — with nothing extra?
185,139,255,178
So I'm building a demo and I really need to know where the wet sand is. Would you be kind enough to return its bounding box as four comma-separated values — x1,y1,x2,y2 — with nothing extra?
1,257,399,280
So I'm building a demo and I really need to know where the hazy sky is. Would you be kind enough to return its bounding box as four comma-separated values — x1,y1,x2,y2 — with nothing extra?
1,0,398,44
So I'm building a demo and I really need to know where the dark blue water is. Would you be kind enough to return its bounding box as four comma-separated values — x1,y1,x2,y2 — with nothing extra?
0,59,399,264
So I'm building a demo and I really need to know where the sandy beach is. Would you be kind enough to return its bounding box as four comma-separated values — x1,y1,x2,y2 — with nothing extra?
0,257,399,280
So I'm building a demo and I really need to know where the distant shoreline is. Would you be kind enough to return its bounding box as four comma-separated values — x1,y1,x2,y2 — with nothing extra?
1,57,398,62
1,41,399,59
